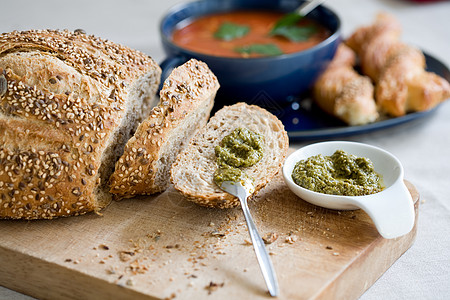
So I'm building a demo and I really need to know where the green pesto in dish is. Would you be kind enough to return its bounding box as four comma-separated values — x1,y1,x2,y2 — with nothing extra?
291,150,383,196
213,127,263,186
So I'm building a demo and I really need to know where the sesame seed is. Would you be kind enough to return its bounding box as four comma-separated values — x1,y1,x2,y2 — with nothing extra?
72,187,82,196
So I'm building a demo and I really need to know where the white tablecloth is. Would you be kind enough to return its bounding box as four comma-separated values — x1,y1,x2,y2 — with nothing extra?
1,0,449,299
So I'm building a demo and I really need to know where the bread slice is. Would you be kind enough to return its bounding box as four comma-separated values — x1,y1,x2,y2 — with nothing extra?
109,59,219,198
0,29,161,219
170,102,289,208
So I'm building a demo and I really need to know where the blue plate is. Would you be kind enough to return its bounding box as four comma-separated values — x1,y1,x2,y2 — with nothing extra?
269,52,450,141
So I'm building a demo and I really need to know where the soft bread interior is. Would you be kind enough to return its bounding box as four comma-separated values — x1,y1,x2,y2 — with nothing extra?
153,95,215,190
94,70,161,209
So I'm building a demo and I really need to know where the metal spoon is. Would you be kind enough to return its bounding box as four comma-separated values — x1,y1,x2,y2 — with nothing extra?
272,0,327,32
296,0,327,17
219,179,279,297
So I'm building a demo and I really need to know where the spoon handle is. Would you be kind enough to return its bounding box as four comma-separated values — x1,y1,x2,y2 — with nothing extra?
239,195,279,297
296,0,326,16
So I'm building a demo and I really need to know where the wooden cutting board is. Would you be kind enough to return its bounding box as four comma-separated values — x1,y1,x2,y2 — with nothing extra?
0,171,419,300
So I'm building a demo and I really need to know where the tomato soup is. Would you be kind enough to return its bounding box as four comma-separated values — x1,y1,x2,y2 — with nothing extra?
172,10,331,58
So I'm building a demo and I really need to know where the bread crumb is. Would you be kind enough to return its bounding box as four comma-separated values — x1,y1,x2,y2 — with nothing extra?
164,292,177,300
119,250,135,262
262,232,278,244
285,236,297,244
99,244,109,250
210,231,225,237
205,281,224,295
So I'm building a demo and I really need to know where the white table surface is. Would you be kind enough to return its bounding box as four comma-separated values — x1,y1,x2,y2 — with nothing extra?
1,0,449,299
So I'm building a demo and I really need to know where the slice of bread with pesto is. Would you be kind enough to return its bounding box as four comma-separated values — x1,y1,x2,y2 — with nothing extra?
170,102,289,208
109,59,219,198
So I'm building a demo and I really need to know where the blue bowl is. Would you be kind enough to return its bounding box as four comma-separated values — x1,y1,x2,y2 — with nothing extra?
159,0,341,106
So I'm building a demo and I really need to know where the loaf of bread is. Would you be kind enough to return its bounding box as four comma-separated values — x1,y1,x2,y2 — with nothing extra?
0,29,161,219
170,103,289,208
109,59,219,198
312,44,378,125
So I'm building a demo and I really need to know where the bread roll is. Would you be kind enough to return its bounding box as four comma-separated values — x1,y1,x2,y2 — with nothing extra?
109,59,219,198
376,45,450,116
312,44,378,125
346,13,402,82
170,103,289,208
346,13,450,116
0,29,161,219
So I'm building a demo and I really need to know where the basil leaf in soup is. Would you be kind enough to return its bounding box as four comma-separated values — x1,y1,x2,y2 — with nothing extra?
214,22,250,41
235,44,283,56
271,12,304,32
271,25,317,42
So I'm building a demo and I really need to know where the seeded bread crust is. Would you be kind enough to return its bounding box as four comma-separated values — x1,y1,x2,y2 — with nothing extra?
170,103,289,208
109,59,219,198
0,29,161,219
